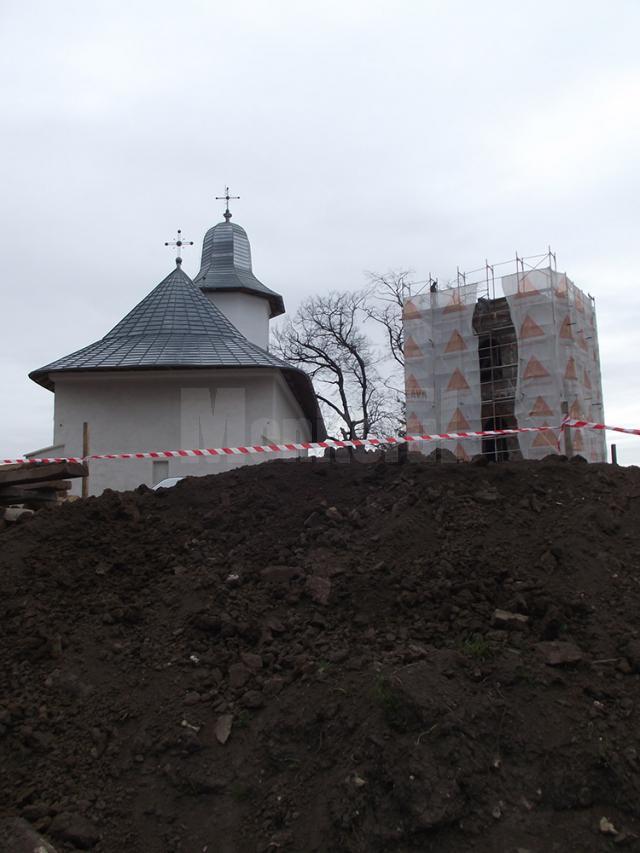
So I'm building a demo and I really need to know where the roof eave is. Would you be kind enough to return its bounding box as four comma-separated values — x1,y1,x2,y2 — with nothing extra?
28,369,54,391
279,367,327,441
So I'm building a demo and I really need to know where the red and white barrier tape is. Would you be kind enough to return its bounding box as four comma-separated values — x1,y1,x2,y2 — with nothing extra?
563,418,640,437
2,424,563,466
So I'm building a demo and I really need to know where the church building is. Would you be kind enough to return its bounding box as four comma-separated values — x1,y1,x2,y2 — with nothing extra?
28,196,325,495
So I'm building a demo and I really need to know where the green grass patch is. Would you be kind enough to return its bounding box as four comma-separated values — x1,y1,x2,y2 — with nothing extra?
460,633,493,660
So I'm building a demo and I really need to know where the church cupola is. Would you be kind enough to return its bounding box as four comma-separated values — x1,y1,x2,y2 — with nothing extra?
193,189,284,350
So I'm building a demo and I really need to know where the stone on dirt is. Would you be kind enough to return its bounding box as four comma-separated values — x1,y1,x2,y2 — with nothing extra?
535,640,583,666
492,609,529,630
0,818,59,853
214,714,233,745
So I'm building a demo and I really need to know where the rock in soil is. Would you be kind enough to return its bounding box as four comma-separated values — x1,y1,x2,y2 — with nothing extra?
0,817,59,853
214,713,233,745
535,640,584,666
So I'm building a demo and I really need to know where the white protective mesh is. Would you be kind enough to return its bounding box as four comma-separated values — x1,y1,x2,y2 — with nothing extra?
403,265,606,463
404,283,481,460
502,268,606,462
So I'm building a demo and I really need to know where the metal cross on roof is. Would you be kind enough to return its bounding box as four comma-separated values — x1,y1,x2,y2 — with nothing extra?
216,186,240,222
164,229,194,265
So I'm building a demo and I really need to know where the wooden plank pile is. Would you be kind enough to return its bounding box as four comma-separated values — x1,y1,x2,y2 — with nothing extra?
0,461,88,511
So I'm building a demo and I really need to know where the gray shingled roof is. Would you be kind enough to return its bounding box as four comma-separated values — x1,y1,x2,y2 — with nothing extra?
193,221,285,318
29,264,325,439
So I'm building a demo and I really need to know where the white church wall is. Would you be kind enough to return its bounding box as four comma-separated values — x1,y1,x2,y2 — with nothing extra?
203,291,270,350
52,368,312,496
272,374,313,443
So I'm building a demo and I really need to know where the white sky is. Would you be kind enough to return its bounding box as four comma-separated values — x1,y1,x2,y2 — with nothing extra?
1,0,639,463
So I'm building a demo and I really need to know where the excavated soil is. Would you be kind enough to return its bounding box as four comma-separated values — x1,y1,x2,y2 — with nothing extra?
2,453,640,852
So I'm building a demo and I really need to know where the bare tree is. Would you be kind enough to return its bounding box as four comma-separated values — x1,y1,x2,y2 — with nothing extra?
365,270,414,432
272,290,398,440
364,270,412,369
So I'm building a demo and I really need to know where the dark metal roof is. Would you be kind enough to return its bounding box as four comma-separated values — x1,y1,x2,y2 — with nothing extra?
29,264,325,440
193,221,285,318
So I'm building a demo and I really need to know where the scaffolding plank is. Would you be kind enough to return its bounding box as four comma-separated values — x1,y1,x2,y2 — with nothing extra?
0,487,59,505
0,462,87,487
19,480,72,492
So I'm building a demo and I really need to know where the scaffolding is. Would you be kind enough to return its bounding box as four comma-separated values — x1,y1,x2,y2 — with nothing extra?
403,252,606,463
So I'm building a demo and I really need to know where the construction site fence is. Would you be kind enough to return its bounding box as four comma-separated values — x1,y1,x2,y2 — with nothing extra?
1,419,635,467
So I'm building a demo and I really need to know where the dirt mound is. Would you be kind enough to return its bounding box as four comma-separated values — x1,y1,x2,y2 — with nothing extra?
2,454,640,852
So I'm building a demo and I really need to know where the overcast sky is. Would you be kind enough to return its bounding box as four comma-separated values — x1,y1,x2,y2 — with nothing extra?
2,0,639,463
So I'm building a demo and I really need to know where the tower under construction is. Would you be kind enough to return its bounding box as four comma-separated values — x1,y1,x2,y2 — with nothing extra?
403,253,606,462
